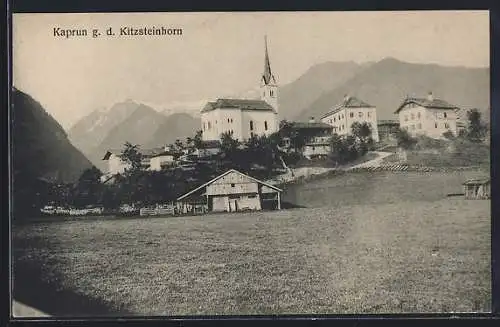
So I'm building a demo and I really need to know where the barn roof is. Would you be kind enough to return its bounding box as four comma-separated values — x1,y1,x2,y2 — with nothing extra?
200,98,275,113
462,178,490,185
177,169,282,201
394,97,459,114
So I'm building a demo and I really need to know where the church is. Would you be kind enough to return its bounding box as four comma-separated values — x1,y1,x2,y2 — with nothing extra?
200,37,279,142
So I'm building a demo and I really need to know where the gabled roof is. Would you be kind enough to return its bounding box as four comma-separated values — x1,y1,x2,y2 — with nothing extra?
462,178,490,185
394,97,459,114
200,98,275,113
177,169,283,201
321,96,375,119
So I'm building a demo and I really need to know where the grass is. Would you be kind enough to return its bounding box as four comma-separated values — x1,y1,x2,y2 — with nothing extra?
12,171,491,316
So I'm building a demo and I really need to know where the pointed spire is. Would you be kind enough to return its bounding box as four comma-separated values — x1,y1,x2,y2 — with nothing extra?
262,35,274,85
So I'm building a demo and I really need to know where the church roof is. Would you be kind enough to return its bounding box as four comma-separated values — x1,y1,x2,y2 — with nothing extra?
285,121,333,130
394,97,459,114
321,96,374,119
262,36,276,85
201,98,276,113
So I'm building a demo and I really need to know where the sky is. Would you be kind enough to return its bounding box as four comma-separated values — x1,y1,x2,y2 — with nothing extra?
12,11,489,130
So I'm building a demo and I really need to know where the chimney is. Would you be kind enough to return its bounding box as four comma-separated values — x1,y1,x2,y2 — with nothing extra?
309,117,316,123
427,92,434,101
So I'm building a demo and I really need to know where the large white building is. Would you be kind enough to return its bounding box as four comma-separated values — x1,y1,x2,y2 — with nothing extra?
394,92,459,139
320,95,379,142
201,37,279,142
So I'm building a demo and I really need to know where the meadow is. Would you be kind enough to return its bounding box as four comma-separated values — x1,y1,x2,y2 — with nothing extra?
12,171,491,316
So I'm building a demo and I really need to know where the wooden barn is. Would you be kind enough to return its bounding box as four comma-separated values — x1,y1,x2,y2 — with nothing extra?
463,178,490,200
177,169,283,214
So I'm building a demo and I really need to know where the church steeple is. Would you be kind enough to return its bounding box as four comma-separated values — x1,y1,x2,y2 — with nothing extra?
262,35,275,85
260,35,278,113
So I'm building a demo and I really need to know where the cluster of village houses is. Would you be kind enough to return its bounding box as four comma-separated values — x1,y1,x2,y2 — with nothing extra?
98,38,475,215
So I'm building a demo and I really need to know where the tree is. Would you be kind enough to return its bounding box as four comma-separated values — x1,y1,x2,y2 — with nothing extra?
72,166,103,206
174,139,184,152
220,132,240,156
466,109,488,143
395,127,417,150
193,130,203,149
121,142,142,173
351,122,372,143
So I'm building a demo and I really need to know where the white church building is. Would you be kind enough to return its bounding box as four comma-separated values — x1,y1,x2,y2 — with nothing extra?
201,37,279,142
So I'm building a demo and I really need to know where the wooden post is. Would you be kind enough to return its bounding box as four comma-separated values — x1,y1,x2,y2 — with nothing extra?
277,192,281,210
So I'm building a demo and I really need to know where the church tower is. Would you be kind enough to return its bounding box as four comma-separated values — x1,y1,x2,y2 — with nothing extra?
260,36,278,113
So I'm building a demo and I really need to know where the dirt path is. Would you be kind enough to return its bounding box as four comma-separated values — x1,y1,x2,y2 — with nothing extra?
347,151,394,169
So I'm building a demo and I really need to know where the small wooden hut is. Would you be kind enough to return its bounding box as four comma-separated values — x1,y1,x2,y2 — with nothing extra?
462,178,491,200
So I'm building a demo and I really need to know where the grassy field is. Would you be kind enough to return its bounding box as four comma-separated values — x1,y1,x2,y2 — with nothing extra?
13,171,491,316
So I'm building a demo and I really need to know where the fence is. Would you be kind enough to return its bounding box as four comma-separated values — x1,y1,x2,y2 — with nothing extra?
139,206,175,216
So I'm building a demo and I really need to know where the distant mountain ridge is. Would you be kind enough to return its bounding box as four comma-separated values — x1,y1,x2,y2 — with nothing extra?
12,87,93,183
294,57,489,122
69,101,202,171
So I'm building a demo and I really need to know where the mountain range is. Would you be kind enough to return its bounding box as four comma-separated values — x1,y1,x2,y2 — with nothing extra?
68,102,201,171
12,87,93,182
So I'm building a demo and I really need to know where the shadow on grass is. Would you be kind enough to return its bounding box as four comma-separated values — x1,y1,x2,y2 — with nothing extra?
12,231,134,317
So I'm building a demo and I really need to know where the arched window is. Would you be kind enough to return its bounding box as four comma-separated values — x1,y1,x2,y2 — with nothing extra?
270,90,274,97
444,112,447,118
249,120,254,131
264,121,268,131
208,121,211,129
350,112,354,118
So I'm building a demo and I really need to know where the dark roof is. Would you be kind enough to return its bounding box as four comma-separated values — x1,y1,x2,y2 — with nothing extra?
102,147,165,160
377,120,400,126
321,96,374,119
200,98,275,113
198,140,221,149
151,151,176,158
462,178,490,185
394,97,459,114
285,121,333,130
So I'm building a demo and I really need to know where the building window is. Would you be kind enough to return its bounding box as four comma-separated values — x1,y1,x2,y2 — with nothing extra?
231,183,235,187
333,117,336,122
435,123,438,128
270,90,274,97
231,118,233,123
417,123,422,129
404,115,408,122
208,122,211,129
444,123,449,128
444,112,447,118
329,119,332,123
411,113,415,120
264,121,268,131
228,118,230,123
417,112,421,119
411,124,415,130
215,120,217,124
250,120,254,131
342,124,344,130
350,112,354,118
367,112,371,118
359,112,363,118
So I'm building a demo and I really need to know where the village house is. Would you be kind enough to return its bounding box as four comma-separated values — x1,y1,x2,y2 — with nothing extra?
201,36,278,142
279,119,333,159
149,150,176,171
192,140,221,158
176,169,283,214
320,95,380,142
394,92,459,139
102,146,172,178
